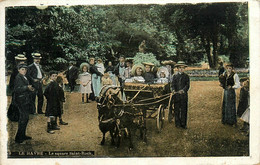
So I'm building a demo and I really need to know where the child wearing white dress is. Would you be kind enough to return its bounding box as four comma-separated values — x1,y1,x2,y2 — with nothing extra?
79,63,92,103
157,71,169,84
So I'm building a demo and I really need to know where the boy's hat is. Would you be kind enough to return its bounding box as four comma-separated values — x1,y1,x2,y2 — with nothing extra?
32,53,42,59
17,63,27,70
80,62,89,70
15,54,27,61
142,62,154,67
175,61,188,68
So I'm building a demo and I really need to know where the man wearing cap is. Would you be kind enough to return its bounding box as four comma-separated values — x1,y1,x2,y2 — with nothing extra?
13,63,35,143
8,54,28,122
143,62,155,84
171,61,190,129
27,53,45,114
65,61,78,93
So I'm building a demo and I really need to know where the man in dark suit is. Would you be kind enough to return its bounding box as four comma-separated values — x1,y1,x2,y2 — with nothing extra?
66,61,78,93
171,61,190,129
8,54,27,122
114,56,126,86
26,53,45,114
13,64,35,143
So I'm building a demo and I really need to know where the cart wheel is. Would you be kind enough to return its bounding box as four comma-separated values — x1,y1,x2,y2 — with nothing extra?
157,104,165,132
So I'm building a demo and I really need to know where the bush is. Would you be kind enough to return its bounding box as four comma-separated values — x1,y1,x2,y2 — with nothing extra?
133,52,160,66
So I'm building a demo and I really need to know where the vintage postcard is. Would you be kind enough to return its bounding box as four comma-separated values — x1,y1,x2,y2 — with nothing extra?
0,0,259,164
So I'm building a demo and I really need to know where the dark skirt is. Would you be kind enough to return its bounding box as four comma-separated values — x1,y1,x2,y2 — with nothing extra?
237,87,249,117
222,88,237,125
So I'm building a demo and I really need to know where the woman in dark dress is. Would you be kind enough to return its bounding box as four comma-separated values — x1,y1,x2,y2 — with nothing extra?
220,63,240,126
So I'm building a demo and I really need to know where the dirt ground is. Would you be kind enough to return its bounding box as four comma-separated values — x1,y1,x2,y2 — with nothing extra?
7,81,249,157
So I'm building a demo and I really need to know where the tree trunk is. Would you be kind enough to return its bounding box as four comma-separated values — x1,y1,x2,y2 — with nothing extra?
202,36,213,68
212,35,219,69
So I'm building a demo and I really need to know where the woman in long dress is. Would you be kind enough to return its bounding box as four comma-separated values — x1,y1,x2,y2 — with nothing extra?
220,63,240,126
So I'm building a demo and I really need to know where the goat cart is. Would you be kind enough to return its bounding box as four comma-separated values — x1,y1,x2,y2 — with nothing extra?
97,83,174,149
123,82,173,133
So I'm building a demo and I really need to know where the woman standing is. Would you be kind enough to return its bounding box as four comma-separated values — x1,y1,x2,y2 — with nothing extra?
105,61,116,85
220,63,240,126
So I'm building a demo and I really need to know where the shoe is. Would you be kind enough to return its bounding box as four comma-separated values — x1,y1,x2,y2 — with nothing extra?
15,139,25,144
59,121,68,125
47,130,55,134
182,126,187,129
23,136,32,140
38,112,44,114
52,125,60,130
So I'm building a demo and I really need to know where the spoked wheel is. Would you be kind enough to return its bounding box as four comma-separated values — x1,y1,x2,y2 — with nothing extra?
157,104,165,132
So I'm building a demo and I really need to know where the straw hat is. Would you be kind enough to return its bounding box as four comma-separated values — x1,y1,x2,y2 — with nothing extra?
175,61,188,67
131,64,145,76
15,54,27,61
161,60,176,66
142,62,155,67
32,53,42,59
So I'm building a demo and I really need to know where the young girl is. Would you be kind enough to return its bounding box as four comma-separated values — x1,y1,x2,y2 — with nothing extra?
157,71,169,84
79,63,92,103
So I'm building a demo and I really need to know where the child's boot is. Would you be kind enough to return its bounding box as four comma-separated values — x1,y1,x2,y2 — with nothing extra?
47,122,55,134
59,118,68,125
52,118,60,130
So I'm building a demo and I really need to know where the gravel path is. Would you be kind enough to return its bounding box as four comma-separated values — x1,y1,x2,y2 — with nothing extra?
7,81,249,157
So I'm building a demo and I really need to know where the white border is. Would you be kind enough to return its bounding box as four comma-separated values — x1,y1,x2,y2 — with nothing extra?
0,0,259,165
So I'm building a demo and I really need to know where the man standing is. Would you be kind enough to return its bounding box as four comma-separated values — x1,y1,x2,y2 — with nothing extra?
8,54,27,121
171,61,190,129
27,53,45,114
14,63,35,143
66,61,78,93
114,56,126,86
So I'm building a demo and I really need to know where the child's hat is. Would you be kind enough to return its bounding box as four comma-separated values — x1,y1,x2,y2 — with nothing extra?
80,62,89,70
17,63,27,70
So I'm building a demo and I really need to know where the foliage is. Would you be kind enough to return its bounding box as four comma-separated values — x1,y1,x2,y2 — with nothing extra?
133,52,160,66
5,3,249,71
